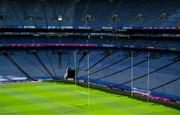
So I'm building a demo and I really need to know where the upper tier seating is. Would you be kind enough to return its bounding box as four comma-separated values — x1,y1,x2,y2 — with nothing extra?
0,0,179,28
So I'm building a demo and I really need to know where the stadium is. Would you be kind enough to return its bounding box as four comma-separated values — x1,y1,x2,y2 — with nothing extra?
0,0,180,114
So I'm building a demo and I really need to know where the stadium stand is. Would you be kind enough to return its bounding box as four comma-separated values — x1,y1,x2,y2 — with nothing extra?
0,0,179,105
0,0,179,28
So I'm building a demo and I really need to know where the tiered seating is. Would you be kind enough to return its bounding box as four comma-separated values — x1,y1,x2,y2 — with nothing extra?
0,49,179,97
77,50,180,97
0,0,179,28
0,0,179,102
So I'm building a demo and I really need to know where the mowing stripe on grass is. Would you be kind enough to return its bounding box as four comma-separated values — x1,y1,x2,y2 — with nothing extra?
0,82,179,115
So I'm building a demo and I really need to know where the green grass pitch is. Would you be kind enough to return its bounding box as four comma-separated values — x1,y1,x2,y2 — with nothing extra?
0,82,179,115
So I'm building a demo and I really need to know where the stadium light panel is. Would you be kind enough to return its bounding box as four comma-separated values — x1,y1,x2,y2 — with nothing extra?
58,15,63,21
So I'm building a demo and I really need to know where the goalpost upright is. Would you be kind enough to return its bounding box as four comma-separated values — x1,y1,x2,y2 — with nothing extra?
147,51,150,101
87,53,90,106
74,50,77,91
131,50,134,97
